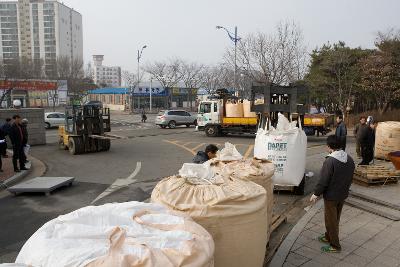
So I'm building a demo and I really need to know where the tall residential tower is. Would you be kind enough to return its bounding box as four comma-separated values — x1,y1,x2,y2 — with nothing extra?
0,0,83,76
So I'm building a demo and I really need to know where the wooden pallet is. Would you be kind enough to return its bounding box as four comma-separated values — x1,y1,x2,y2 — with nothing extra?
353,165,399,186
353,177,398,187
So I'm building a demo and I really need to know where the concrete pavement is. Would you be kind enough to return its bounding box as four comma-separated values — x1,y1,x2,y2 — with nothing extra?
273,202,400,267
271,145,400,267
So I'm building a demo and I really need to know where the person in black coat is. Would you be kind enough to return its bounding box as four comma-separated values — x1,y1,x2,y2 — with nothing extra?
335,115,347,150
0,127,6,172
0,118,12,157
9,115,27,172
21,118,29,164
359,118,377,165
193,144,219,164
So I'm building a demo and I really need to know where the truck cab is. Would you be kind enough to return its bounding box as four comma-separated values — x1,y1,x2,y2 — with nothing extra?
197,98,258,137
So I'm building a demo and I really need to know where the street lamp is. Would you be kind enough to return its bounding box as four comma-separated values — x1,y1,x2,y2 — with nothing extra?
137,45,147,110
216,25,241,95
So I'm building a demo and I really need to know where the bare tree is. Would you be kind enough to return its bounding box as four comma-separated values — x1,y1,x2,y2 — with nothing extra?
54,56,95,102
144,59,184,88
199,65,225,94
121,70,136,87
225,21,308,86
179,61,204,110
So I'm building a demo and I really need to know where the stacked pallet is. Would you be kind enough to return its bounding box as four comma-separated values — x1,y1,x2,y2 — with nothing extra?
353,165,400,186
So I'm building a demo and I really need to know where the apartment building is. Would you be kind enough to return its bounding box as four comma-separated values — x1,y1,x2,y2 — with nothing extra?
0,0,83,76
93,55,121,87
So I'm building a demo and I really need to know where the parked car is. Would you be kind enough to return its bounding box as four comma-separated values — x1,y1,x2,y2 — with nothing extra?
155,110,197,129
45,112,65,129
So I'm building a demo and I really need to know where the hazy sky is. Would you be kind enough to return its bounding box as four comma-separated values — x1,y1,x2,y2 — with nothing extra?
62,0,400,72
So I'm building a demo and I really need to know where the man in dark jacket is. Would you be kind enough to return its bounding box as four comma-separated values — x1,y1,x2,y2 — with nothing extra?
9,115,27,172
0,118,12,157
335,115,347,150
193,144,218,164
354,116,367,158
310,135,355,253
359,118,376,165
21,118,29,164
0,127,6,172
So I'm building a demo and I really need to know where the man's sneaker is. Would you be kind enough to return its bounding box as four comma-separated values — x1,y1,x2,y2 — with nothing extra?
14,169,21,172
318,234,329,243
20,167,28,171
321,245,341,253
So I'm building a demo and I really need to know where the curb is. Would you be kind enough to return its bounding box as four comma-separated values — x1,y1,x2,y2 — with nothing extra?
0,161,32,191
269,199,323,267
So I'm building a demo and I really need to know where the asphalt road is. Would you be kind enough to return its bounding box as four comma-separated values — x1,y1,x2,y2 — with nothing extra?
0,119,354,263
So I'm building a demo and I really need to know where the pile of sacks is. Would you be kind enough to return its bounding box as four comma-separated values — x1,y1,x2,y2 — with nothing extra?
152,143,275,267
10,143,274,267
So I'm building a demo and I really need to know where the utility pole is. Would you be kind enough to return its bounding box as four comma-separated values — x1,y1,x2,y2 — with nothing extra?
137,45,147,110
216,25,241,96
149,77,152,113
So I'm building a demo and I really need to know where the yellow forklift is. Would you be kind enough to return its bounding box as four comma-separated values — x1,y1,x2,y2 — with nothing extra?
58,103,113,155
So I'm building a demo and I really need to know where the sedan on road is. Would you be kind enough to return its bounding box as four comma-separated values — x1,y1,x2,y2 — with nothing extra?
45,112,65,129
155,110,197,129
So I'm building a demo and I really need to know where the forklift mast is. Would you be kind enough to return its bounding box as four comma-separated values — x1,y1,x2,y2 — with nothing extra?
250,82,308,127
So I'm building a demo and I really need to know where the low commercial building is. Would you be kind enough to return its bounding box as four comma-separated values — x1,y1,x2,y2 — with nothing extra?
87,83,199,111
0,79,68,108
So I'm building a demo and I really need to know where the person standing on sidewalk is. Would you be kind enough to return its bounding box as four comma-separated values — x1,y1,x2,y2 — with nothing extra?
310,135,355,253
359,117,376,165
354,116,367,158
9,115,27,172
0,118,12,157
0,126,6,172
335,115,347,150
21,118,29,165
141,108,147,123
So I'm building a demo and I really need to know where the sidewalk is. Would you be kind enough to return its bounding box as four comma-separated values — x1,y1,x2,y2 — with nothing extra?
271,200,400,267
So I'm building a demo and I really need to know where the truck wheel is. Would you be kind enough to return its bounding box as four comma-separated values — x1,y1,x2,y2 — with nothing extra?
294,176,306,195
205,125,219,137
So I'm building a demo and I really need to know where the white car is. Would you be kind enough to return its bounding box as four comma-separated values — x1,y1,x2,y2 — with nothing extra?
45,112,65,129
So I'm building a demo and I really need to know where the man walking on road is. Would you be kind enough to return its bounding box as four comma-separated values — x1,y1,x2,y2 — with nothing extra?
354,116,367,158
335,115,347,150
9,115,27,172
310,135,355,253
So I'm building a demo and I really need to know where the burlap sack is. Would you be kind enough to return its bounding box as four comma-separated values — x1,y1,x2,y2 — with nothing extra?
210,158,275,235
375,121,400,160
151,175,268,267
16,202,214,267
225,100,244,117
243,100,257,118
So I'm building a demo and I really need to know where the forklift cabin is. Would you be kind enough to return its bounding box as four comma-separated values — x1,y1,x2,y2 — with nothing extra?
59,104,112,155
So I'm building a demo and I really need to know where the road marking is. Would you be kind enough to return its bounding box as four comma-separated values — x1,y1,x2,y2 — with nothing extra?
91,162,142,204
191,143,206,152
244,144,255,159
163,140,196,155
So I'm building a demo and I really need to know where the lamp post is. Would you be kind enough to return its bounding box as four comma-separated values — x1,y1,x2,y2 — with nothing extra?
216,25,241,95
149,77,152,113
137,45,147,110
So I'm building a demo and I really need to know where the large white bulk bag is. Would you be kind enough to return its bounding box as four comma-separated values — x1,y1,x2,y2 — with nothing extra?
254,113,307,186
151,173,268,267
16,202,214,267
